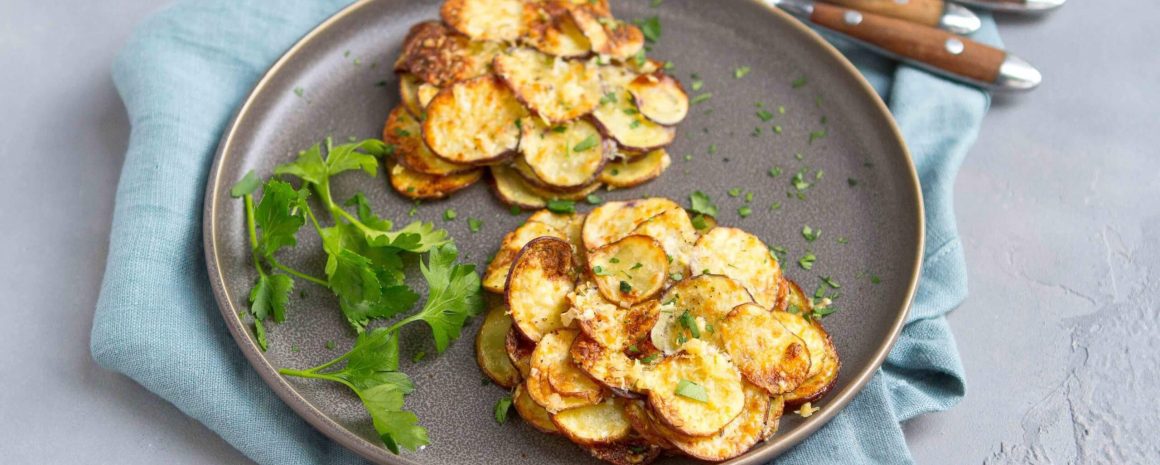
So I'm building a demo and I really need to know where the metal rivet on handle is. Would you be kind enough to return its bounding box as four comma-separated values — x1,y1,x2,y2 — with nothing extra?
945,38,965,55
843,10,863,26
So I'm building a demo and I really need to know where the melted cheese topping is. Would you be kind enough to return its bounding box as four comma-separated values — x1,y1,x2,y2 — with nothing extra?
520,117,608,188
588,235,668,307
582,198,680,251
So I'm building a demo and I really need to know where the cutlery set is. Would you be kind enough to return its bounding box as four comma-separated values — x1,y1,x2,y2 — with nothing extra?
766,0,1065,91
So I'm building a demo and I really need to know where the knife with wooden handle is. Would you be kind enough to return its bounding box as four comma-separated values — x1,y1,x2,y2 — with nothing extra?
822,0,981,35
768,0,1041,91
952,0,1066,13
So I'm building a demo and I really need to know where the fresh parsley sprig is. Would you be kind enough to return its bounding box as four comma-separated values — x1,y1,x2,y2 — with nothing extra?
231,138,485,454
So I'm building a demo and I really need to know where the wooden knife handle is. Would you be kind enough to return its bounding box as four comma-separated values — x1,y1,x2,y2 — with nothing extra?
822,0,943,27
810,2,1005,83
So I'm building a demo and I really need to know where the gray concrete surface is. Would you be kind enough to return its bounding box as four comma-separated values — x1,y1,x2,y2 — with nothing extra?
0,1,1155,464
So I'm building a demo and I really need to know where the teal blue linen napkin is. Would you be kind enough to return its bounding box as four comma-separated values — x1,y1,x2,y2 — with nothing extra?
92,1,995,463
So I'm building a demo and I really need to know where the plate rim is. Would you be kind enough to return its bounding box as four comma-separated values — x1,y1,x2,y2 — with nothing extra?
201,1,925,463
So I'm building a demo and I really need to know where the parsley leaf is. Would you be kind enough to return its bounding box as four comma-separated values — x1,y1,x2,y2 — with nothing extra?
635,16,662,43
547,199,576,214
494,395,514,424
572,135,600,152
230,170,261,198
249,273,294,323
675,379,708,402
689,191,718,217
733,66,751,79
798,252,816,270
405,243,484,353
802,225,821,242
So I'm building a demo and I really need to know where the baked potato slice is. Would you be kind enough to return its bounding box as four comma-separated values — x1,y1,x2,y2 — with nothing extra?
506,237,576,342
494,48,602,123
628,206,697,278
397,21,500,86
649,274,754,354
782,277,811,313
622,400,676,450
423,75,526,165
570,333,638,391
527,209,587,266
505,326,535,379
476,299,522,388
588,235,669,306
581,198,681,251
661,382,770,461
583,438,662,465
513,382,560,434
551,397,633,446
519,117,610,189
529,329,606,411
761,395,785,441
387,162,482,199
482,220,567,293
689,227,783,309
569,6,645,61
489,165,550,209
520,1,592,58
384,106,473,176
719,303,811,395
398,73,425,117
627,73,689,126
638,339,745,437
567,281,659,351
591,88,676,151
773,312,841,407
599,149,671,188
441,0,525,42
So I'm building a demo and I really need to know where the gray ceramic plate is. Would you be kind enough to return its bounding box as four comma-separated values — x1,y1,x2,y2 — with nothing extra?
203,0,923,464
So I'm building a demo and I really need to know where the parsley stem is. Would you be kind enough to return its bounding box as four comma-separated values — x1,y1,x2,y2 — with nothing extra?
303,199,326,236
277,367,355,391
244,194,266,278
270,259,328,287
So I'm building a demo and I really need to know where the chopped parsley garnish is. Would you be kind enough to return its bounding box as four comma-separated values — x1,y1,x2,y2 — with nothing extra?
871,274,881,285
509,205,521,216
572,135,599,152
802,225,820,242
808,129,827,144
641,353,660,364
610,257,621,264
593,265,610,276
599,92,617,105
768,167,782,177
792,76,808,88
619,281,633,293
630,262,643,270
744,192,754,203
769,202,782,211
691,214,709,230
691,79,704,91
728,188,742,197
798,252,816,270
412,350,427,363
467,218,482,233
778,105,786,114
836,236,848,244
848,178,859,187
791,172,812,191
707,144,717,155
550,125,568,133
651,0,663,7
820,276,841,288
773,125,783,134
443,208,457,221
678,310,701,338
733,66,751,79
756,109,774,122
293,87,305,98
690,93,713,105
669,272,684,281
325,340,336,350
635,16,662,43
770,245,788,257
494,395,513,424
586,194,603,205
546,199,576,213
689,191,719,217
738,206,752,218
675,379,709,402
